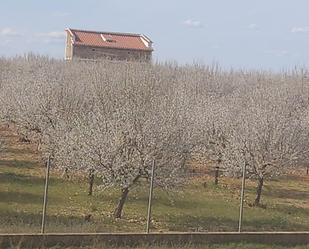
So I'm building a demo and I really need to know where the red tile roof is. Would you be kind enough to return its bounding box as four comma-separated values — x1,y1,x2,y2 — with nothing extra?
66,28,153,51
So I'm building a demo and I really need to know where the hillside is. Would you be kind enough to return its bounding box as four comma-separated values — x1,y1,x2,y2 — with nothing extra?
0,124,308,234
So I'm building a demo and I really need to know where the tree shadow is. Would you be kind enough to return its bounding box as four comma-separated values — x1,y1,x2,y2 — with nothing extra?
0,211,90,233
4,147,36,155
164,214,309,232
278,174,307,181
0,172,44,186
0,159,39,169
272,204,309,217
263,187,309,200
0,210,135,234
0,171,79,190
0,191,44,204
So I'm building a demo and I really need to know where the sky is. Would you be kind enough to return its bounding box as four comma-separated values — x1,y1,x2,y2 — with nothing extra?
1,0,309,70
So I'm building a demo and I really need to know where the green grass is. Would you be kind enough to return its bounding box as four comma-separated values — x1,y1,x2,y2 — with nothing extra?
0,125,309,235
47,243,309,249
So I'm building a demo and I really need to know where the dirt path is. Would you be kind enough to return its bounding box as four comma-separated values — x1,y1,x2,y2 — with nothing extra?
0,124,42,177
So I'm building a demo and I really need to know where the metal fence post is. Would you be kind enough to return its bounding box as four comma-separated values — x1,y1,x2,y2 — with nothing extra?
41,155,51,234
238,161,246,232
146,159,155,234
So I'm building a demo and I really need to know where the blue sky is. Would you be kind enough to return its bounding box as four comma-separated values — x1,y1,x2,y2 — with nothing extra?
1,0,309,70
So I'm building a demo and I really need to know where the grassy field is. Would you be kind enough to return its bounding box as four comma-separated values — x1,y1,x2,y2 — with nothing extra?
46,243,309,249
3,243,309,249
0,124,309,235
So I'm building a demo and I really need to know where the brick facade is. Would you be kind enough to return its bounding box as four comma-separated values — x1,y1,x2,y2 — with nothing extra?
65,29,153,62
71,45,152,61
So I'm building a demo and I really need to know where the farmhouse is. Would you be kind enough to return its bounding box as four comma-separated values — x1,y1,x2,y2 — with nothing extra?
65,28,153,62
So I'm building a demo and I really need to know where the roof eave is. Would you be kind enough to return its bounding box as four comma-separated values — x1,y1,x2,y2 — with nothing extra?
141,34,153,43
65,28,75,44
69,28,144,38
73,43,153,52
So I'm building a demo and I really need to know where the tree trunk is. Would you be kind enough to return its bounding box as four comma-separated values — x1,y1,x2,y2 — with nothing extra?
88,169,95,196
254,177,264,206
61,168,70,179
113,187,129,219
306,166,309,175
37,139,42,151
214,166,219,185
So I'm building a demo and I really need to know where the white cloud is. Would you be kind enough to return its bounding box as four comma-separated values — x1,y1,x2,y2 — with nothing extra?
34,31,65,44
291,26,309,33
37,31,65,39
183,19,203,28
0,28,21,37
52,11,71,17
248,23,259,30
264,49,289,57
